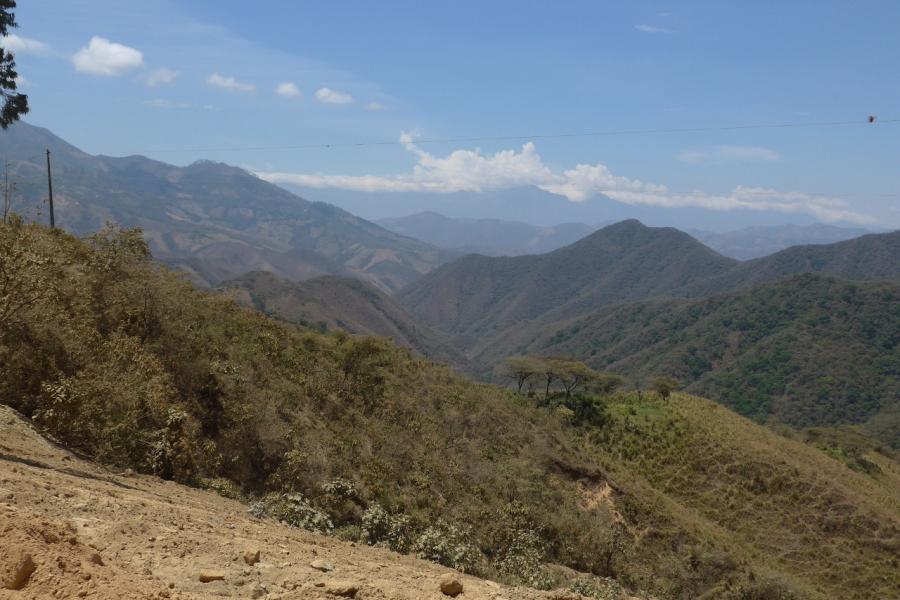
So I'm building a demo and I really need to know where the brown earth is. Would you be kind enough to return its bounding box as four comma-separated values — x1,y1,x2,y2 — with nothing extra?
0,404,627,600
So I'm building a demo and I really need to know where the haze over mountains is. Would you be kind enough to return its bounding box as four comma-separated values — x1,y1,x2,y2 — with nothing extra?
378,211,599,256
0,122,454,292
286,182,841,232
378,211,873,260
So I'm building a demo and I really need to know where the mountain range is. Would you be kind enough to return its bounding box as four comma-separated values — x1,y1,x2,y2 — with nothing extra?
378,211,874,260
377,211,599,256
5,122,900,449
395,220,900,447
690,223,873,260
287,183,829,230
0,121,454,292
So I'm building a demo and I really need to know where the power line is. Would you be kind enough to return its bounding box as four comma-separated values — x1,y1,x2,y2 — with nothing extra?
111,116,898,155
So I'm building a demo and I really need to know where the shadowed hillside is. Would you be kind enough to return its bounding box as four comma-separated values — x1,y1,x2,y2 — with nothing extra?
0,122,455,292
397,220,737,344
221,271,470,369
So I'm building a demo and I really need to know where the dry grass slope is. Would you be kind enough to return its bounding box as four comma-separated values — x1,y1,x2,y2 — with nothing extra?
1,219,898,599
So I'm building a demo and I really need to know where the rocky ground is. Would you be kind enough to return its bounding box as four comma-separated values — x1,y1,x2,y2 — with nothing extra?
0,404,624,600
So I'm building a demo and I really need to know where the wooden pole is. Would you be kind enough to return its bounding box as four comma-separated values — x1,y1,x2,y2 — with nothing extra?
45,149,54,228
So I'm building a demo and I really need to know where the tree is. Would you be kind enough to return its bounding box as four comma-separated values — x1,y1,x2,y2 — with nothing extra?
498,355,543,395
590,373,625,396
651,376,681,401
551,358,599,399
0,1,29,128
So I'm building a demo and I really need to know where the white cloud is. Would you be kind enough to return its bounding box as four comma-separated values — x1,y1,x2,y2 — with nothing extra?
364,101,387,111
315,87,353,105
145,68,178,86
3,33,49,55
72,36,144,76
635,24,670,33
275,81,301,97
205,73,255,93
255,135,874,225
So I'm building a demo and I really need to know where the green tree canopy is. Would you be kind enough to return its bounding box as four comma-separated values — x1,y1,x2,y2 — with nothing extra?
651,376,682,401
0,1,29,128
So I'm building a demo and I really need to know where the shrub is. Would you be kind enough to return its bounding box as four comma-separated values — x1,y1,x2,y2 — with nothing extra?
413,520,481,574
256,492,333,534
360,503,415,554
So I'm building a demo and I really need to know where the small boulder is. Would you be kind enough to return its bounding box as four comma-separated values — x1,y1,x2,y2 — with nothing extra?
198,570,226,583
1,552,36,590
439,574,463,597
324,580,359,597
243,549,260,566
310,559,335,572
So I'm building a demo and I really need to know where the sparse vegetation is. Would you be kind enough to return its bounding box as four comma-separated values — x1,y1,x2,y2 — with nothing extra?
2,219,899,599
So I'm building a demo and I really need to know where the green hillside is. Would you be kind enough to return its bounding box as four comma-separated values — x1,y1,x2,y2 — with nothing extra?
682,229,900,296
2,219,899,599
486,274,900,449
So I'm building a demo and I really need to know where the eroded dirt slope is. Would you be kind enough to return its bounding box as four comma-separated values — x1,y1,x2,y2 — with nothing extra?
0,404,611,600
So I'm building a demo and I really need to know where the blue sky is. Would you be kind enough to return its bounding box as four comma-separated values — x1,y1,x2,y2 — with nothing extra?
5,0,900,227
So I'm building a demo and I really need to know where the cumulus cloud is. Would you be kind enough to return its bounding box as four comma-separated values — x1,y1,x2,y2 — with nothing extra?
677,145,780,164
3,33,49,55
635,24,670,33
364,101,387,111
205,73,255,93
315,87,353,105
255,135,874,225
72,37,143,76
275,81,301,97
145,68,178,86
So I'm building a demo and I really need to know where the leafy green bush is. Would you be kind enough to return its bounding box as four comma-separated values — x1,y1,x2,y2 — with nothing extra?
360,503,415,553
413,520,481,573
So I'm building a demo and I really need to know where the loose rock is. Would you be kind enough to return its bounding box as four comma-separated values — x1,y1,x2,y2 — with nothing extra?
439,573,463,597
243,549,260,566
198,570,226,583
324,580,359,597
1,551,36,590
310,559,335,572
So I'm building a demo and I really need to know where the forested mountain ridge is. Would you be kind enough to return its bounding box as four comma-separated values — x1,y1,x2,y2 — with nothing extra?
480,274,900,449
396,219,738,341
680,229,900,297
0,121,455,292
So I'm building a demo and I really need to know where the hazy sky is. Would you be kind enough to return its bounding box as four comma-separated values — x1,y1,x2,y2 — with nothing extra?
6,0,900,227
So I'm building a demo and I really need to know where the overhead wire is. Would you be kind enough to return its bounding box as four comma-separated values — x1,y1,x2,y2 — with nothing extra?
107,116,899,155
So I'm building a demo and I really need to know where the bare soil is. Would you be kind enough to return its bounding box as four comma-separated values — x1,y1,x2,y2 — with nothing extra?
0,404,605,600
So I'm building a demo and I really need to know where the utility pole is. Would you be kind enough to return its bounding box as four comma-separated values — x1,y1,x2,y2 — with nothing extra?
45,149,55,228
